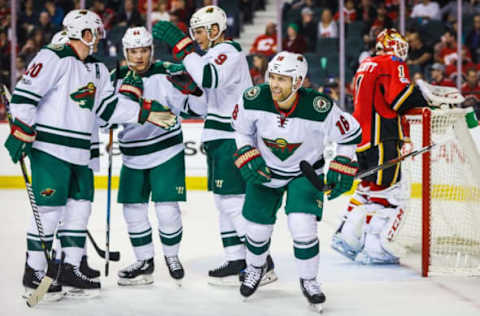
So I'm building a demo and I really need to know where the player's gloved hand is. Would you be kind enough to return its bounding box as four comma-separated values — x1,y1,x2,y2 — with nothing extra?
138,98,177,130
4,118,36,163
162,61,186,76
234,145,271,184
326,156,359,200
152,21,194,61
167,73,203,97
119,70,143,101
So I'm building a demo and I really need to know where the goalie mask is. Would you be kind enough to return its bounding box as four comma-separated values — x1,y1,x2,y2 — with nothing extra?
375,28,409,61
63,9,105,55
189,5,227,44
122,26,154,70
266,51,308,101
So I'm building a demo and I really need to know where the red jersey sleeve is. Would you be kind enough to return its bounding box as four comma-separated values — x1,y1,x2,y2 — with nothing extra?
381,57,415,112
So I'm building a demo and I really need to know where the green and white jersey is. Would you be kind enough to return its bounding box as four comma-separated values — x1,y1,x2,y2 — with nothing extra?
182,41,253,142
112,63,207,170
232,84,362,188
11,44,140,166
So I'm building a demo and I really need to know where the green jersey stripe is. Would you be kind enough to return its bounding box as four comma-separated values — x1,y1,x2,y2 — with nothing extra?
120,133,183,156
15,87,42,99
119,126,181,145
11,94,39,106
212,64,219,88
99,98,118,122
204,119,234,132
95,92,116,115
36,123,92,137
36,130,91,149
202,64,213,88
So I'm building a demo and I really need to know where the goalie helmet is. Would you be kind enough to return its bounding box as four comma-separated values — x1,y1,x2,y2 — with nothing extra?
51,30,69,45
122,26,154,67
375,28,409,61
266,51,308,96
63,9,104,54
189,5,227,43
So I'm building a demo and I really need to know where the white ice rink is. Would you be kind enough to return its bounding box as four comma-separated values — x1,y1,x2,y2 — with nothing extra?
1,189,479,316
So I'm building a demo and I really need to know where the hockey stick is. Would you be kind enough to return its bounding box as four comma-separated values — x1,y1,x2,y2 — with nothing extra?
300,137,455,192
87,230,120,261
105,61,120,276
2,85,56,307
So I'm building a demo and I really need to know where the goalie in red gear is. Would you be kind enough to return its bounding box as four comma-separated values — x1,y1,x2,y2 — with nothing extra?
331,28,429,265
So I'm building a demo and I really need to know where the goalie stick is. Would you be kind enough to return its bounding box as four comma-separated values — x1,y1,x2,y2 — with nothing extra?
2,85,58,307
300,136,454,192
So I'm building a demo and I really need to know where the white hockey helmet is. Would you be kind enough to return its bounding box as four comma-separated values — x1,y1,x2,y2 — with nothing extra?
189,5,227,43
122,26,154,68
51,30,69,45
62,9,104,54
266,51,308,96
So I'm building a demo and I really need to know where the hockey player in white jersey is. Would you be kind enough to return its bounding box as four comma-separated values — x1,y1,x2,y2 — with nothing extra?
4,10,178,298
152,5,277,285
113,26,207,286
232,51,362,312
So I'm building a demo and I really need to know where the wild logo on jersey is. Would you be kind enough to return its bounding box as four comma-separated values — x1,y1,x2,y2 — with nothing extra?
40,188,56,197
263,138,302,161
70,82,96,110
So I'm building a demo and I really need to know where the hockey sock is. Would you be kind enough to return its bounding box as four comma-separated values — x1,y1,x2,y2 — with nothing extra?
155,202,183,257
58,199,90,266
214,194,246,261
245,219,273,267
288,213,319,280
123,203,154,261
27,206,63,271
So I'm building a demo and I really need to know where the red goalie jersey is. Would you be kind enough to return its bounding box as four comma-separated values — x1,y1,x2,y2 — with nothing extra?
352,54,427,151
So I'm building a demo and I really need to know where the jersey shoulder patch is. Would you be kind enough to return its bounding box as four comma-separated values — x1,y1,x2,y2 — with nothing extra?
243,84,275,112
294,88,334,122
43,44,78,59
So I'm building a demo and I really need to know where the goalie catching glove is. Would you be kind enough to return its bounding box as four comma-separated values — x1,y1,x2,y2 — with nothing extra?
152,21,194,61
4,118,36,163
138,99,177,130
326,156,359,200
234,145,271,184
119,70,143,101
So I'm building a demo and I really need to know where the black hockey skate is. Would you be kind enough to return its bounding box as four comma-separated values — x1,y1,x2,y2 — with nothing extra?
59,263,100,297
117,258,154,286
165,256,184,285
239,264,267,299
80,255,100,279
239,255,278,287
300,278,326,313
208,259,246,286
22,262,64,302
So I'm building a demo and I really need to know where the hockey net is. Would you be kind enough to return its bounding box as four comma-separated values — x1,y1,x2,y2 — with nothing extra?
396,107,480,276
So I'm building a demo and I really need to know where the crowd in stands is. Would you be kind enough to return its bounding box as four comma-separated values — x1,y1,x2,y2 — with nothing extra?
1,0,480,120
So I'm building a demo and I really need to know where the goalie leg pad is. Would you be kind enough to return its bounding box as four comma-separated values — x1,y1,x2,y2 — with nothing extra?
123,203,154,261
155,202,182,257
331,204,367,261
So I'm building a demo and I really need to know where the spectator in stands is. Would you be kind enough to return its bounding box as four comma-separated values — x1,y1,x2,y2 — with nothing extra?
462,68,480,110
15,56,26,82
370,3,393,34
138,0,160,15
91,0,115,30
116,0,145,27
429,63,456,87
283,23,307,54
302,75,319,91
44,0,64,27
299,7,317,52
406,32,432,71
440,1,478,23
19,0,37,44
38,12,58,45
356,0,376,27
170,10,188,34
436,29,472,67
152,0,170,24
334,0,357,23
249,54,268,85
410,0,440,21
19,39,38,65
467,15,480,64
0,29,9,72
170,0,188,23
318,8,338,39
250,22,277,57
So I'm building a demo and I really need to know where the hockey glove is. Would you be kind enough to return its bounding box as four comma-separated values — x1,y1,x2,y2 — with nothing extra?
162,61,186,76
138,99,177,130
234,145,271,184
152,21,194,61
4,118,35,163
167,73,203,97
326,156,359,200
119,70,143,101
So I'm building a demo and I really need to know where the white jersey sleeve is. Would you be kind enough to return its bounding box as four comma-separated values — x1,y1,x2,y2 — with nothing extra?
10,49,63,125
324,104,362,160
232,95,256,148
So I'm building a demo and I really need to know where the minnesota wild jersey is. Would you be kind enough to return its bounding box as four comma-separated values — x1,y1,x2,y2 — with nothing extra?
182,41,252,142
10,44,141,166
112,62,207,169
232,84,362,188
